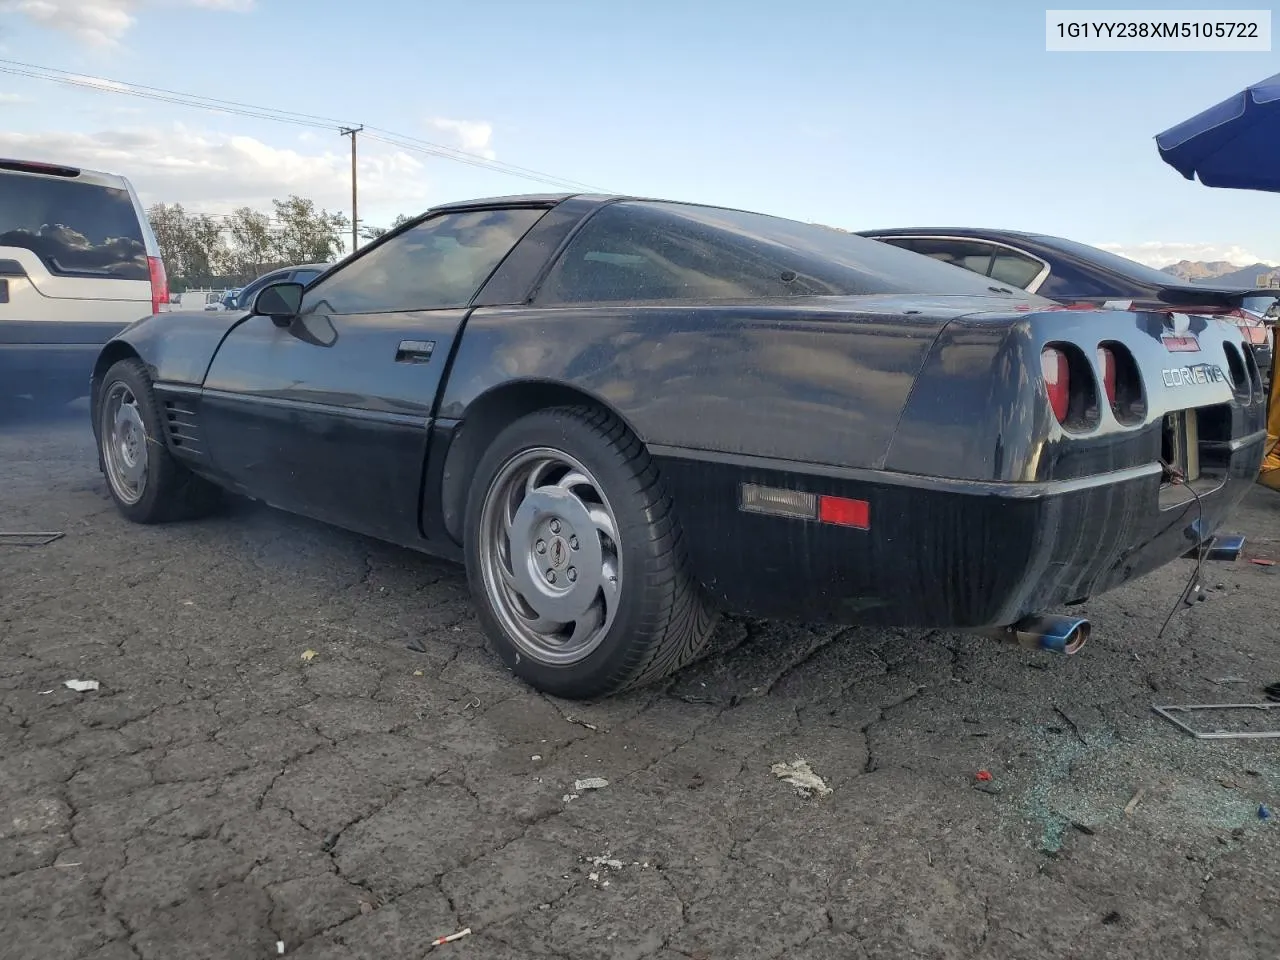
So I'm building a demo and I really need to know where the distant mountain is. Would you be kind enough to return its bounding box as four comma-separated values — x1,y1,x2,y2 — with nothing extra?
1160,260,1280,288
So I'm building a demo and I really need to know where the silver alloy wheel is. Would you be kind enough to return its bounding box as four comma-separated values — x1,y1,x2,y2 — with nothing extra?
100,381,149,505
477,446,622,666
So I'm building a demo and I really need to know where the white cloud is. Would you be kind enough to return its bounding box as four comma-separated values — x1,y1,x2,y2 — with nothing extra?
0,0,252,46
429,117,496,160
1095,241,1276,269
0,125,433,216
0,92,32,104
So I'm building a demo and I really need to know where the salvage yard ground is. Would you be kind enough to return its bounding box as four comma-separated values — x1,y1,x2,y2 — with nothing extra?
2,403,1278,960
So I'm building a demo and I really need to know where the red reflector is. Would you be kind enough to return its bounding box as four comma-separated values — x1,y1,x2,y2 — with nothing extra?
1097,347,1116,405
148,256,169,315
818,495,869,529
1041,347,1070,423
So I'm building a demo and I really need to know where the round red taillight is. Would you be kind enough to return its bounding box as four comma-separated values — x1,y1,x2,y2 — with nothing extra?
1041,346,1070,423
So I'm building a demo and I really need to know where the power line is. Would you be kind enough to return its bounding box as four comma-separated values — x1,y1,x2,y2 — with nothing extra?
0,57,607,192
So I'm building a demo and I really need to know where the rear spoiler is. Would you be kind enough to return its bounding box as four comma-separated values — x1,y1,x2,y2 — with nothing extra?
1153,284,1279,309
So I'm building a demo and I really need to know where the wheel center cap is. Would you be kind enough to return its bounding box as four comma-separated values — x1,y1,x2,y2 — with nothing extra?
548,536,570,570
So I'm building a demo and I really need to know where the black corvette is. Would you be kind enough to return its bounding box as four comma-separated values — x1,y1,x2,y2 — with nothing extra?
89,194,1267,698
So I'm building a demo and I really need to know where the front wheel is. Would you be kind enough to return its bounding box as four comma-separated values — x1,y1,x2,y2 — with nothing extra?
463,406,718,699
95,358,223,523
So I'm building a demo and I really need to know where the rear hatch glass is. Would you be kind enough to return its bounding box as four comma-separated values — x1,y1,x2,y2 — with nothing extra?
0,172,148,281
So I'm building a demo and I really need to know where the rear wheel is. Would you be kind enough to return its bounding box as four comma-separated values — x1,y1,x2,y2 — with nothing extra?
95,358,223,523
463,406,719,699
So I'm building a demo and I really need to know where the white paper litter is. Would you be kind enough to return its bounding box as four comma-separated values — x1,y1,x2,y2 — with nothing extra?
770,758,832,798
589,855,624,870
562,794,579,803
276,942,285,955
63,680,100,692
574,777,609,791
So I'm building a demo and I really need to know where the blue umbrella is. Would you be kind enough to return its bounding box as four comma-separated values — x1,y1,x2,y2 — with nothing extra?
1157,72,1280,192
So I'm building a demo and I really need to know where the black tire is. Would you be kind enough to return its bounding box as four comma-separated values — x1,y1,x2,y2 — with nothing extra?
94,358,223,523
463,405,719,699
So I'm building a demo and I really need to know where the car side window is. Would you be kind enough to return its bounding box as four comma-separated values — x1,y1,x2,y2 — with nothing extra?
896,238,997,277
299,208,547,316
988,250,1045,289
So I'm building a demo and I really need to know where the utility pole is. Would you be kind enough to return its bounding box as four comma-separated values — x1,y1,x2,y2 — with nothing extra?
339,125,363,254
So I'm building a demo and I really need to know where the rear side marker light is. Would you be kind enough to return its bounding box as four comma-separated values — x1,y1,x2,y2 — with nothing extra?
740,484,870,530
1041,346,1070,423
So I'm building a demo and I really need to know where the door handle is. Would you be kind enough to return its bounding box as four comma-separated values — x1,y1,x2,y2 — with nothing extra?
395,340,435,363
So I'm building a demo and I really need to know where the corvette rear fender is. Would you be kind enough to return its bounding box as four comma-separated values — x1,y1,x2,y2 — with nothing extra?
884,306,1267,483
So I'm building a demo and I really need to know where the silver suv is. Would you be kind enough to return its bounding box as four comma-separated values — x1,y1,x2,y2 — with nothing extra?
0,158,166,405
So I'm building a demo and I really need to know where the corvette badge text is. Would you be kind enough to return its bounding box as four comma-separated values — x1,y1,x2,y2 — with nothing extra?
1161,364,1227,388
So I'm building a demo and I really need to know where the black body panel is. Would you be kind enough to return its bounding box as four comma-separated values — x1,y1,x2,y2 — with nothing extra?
654,439,1262,627
437,295,1019,467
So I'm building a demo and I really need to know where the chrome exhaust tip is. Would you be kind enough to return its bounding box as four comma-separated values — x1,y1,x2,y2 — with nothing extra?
984,614,1091,655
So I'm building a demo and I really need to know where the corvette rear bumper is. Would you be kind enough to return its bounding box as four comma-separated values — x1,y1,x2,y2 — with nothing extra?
654,433,1266,629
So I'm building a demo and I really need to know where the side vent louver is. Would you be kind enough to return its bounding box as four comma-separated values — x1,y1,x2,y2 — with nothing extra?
163,399,204,456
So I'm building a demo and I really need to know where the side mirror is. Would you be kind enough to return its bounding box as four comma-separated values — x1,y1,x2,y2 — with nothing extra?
253,281,304,326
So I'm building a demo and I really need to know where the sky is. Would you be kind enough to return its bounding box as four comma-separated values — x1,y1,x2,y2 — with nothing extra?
0,0,1277,264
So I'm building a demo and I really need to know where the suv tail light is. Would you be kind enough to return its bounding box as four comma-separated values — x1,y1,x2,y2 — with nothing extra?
1097,346,1117,405
1041,346,1070,423
148,256,169,315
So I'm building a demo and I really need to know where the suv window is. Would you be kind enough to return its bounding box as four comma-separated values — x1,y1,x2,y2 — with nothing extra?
537,202,1021,305
0,173,148,281
301,208,546,315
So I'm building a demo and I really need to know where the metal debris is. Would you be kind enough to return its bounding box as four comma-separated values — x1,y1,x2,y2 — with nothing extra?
573,777,609,791
0,531,64,546
565,716,599,731
770,758,832,798
1152,702,1280,739
63,680,99,692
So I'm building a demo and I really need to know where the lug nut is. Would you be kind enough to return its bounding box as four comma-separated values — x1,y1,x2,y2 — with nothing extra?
567,567,577,582
546,569,557,583
550,519,561,534
569,536,579,550
535,540,547,554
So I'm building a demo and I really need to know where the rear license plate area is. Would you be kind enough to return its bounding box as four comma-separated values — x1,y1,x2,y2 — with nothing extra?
1162,411,1200,483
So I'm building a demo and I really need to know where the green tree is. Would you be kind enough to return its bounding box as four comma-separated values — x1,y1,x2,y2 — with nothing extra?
223,206,279,284
272,195,350,264
147,203,228,291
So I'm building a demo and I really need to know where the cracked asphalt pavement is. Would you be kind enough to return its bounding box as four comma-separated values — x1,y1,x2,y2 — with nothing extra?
2,402,1279,960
